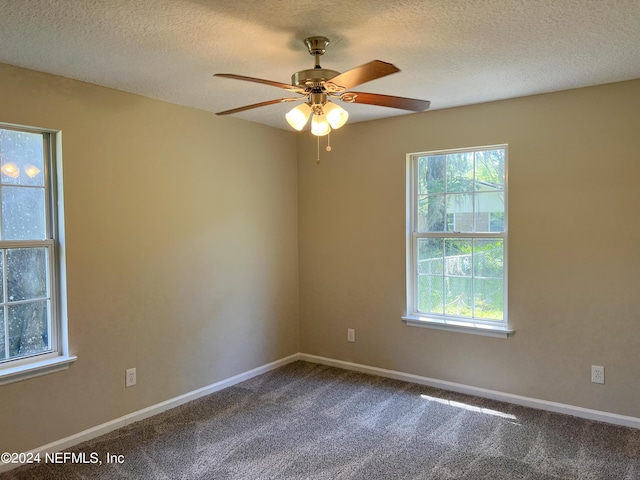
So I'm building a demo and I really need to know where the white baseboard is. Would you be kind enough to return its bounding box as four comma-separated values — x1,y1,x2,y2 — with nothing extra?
0,353,299,473
3,351,638,474
298,353,640,430
121,353,300,426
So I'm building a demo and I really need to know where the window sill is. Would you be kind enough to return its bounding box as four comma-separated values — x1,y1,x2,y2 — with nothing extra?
402,315,514,338
0,354,77,386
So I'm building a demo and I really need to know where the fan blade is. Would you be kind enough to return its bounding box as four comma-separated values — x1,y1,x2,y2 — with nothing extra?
216,98,301,115
325,60,400,91
214,73,304,93
340,92,430,111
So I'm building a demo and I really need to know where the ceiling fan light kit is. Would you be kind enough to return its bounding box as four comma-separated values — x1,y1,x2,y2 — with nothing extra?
214,36,430,159
288,101,347,134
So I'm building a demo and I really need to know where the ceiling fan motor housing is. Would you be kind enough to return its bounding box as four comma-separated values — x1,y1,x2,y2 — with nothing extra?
291,68,340,88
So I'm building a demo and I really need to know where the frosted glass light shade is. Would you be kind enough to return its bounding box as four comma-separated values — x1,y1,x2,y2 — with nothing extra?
311,114,331,136
324,102,349,129
286,103,312,130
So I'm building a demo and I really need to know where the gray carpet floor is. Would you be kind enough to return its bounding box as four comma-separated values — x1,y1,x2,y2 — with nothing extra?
2,361,639,479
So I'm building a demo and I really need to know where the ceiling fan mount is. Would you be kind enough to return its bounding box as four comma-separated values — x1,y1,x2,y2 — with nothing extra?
303,36,331,57
214,36,430,134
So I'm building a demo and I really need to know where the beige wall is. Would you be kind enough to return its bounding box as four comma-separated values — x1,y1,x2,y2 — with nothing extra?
298,79,640,418
1,59,639,455
0,63,299,453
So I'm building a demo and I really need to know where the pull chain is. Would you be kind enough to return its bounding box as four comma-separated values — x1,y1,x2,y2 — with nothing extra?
315,133,333,165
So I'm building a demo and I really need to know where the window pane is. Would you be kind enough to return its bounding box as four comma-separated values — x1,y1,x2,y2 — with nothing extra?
446,152,474,193
475,149,505,191
475,192,505,233
418,155,445,194
445,239,472,277
418,275,443,314
445,277,472,317
417,238,443,274
417,195,445,232
7,248,48,301
1,186,46,240
0,309,5,361
0,129,45,187
489,212,504,232
8,300,50,359
473,239,504,279
474,278,504,320
446,194,474,232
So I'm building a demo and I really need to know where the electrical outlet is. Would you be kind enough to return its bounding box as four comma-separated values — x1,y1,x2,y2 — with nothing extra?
347,328,355,343
126,368,137,387
591,365,604,384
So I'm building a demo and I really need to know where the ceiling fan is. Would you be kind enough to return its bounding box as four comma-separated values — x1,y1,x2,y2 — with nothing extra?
214,36,431,136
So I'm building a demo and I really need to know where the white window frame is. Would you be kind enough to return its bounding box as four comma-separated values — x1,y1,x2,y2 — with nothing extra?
0,122,75,385
403,145,513,338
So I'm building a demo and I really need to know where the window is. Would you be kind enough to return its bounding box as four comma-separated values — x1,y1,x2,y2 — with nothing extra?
404,145,512,337
0,124,74,384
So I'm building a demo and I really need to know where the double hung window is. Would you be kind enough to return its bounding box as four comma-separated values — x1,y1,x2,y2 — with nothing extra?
0,124,72,383
405,145,511,337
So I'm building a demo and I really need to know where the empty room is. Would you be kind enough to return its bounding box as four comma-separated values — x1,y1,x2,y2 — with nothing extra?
0,1,639,479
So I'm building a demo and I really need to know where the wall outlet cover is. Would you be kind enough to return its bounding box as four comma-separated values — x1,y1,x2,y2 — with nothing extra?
591,365,604,384
126,368,137,387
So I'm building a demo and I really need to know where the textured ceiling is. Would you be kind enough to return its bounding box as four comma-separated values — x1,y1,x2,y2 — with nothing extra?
1,0,640,130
